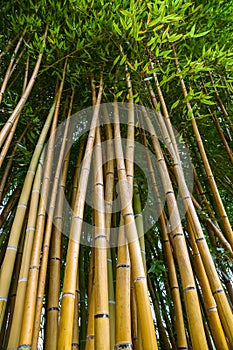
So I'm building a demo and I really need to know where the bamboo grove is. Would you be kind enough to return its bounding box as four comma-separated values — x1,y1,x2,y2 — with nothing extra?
0,0,233,349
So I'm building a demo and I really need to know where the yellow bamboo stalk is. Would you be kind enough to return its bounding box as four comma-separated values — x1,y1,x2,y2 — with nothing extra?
71,137,86,210
32,60,69,349
7,152,43,349
58,74,103,349
142,107,208,349
186,219,229,350
199,77,233,165
191,195,233,257
172,45,233,248
45,92,75,350
93,126,110,350
18,95,60,348
72,277,80,350
85,277,95,350
209,71,233,134
2,209,28,347
114,101,158,350
0,97,56,329
154,91,233,345
141,124,188,349
133,182,146,271
115,218,132,349
103,108,116,349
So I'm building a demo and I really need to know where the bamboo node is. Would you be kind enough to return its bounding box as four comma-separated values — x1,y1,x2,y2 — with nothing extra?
134,213,142,218
71,343,79,347
171,286,179,290
18,344,31,349
133,276,145,283
183,286,196,292
213,288,224,295
116,264,130,269
123,212,134,217
26,227,36,231
18,278,28,283
7,245,17,251
115,343,133,349
29,266,39,270
17,204,27,208
196,237,204,241
62,292,75,298
94,235,107,240
86,335,94,340
47,306,59,312
50,257,61,261
94,313,109,319
0,297,7,301
173,233,183,239
207,306,217,312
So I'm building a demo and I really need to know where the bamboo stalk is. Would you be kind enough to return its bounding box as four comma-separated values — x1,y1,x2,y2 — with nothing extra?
58,74,103,349
208,72,233,134
0,29,26,104
18,94,61,348
142,107,208,349
0,34,19,61
0,187,21,230
80,245,88,350
0,97,56,329
103,107,116,349
114,101,158,350
141,123,188,349
0,25,48,148
115,218,132,349
0,56,29,170
7,151,43,349
186,219,229,350
85,267,95,350
45,91,75,350
172,45,233,248
199,77,233,166
93,126,110,350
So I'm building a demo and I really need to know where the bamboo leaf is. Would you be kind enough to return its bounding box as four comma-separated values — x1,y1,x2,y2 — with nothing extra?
113,22,122,36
